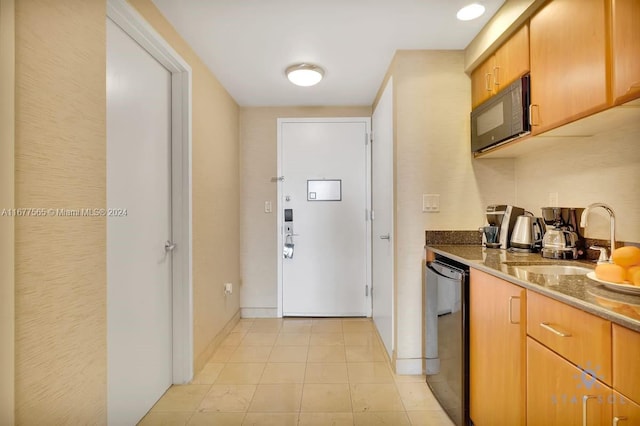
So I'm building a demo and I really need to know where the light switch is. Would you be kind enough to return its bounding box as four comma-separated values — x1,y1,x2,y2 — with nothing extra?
423,194,440,212
264,201,272,213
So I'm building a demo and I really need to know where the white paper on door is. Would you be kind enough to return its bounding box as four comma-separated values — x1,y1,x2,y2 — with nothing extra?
307,179,342,201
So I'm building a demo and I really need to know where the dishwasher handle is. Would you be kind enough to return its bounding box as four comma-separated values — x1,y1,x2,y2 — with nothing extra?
427,261,465,281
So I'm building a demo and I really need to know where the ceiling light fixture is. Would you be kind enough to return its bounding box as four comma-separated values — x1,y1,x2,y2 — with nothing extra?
285,63,325,87
456,3,486,21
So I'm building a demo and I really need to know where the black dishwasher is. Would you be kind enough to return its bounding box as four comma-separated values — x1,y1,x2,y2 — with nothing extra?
425,255,470,426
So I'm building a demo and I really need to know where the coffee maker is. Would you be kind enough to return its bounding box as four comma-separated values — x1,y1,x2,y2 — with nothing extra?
540,207,585,259
485,205,526,249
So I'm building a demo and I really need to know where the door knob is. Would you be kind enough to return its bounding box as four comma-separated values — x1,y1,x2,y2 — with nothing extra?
379,234,391,240
165,240,176,252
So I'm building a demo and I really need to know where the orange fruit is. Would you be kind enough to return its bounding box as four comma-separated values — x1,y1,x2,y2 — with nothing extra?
626,266,640,283
612,246,640,268
629,267,640,286
595,263,627,283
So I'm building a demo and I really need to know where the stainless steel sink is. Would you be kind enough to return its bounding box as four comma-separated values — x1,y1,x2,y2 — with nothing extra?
511,264,592,275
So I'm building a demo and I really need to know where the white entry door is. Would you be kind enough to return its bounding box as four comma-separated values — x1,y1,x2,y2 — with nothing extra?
107,18,173,425
371,79,394,358
279,119,371,317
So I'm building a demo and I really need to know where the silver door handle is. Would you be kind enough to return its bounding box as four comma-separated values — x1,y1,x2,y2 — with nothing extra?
379,234,390,240
165,240,176,252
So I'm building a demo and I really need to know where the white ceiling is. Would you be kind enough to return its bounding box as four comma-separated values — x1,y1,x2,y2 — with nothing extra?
151,0,506,107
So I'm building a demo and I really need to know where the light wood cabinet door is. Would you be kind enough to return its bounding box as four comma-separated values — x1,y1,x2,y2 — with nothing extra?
471,25,530,110
470,269,525,425
527,337,612,426
613,391,640,425
612,0,640,105
613,324,640,404
530,0,610,134
527,290,612,386
471,56,496,109
493,24,530,93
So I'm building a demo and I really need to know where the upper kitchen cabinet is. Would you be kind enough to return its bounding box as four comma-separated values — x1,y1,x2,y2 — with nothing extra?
471,25,530,109
612,0,640,105
529,0,609,135
471,56,496,109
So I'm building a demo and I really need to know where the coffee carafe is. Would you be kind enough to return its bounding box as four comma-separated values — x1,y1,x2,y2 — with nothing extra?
540,207,585,259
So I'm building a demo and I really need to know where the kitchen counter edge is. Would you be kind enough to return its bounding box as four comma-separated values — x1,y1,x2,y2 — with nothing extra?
427,244,640,332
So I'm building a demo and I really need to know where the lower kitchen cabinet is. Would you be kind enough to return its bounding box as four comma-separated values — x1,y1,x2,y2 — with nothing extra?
613,324,640,405
527,337,612,426
613,323,640,424
613,391,640,425
469,268,525,425
527,290,612,386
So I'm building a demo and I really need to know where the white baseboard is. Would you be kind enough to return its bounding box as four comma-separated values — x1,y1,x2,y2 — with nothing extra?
240,308,278,318
395,358,424,375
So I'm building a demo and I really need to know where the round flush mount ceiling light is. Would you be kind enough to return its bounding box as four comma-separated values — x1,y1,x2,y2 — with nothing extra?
285,63,325,87
456,3,486,21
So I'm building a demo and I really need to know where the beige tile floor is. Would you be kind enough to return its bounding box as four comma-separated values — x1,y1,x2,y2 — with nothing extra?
139,318,454,426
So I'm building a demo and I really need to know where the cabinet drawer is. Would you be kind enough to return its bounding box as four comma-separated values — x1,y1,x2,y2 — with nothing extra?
527,338,612,426
613,324,640,404
527,290,612,385
613,390,640,424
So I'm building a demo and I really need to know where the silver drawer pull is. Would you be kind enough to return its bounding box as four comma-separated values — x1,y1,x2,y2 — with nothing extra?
540,322,572,337
509,296,520,325
582,395,597,426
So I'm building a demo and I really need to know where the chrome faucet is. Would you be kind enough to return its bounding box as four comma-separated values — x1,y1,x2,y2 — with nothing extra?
580,203,616,262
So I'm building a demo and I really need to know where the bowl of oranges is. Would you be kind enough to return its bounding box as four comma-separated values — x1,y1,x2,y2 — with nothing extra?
587,246,640,295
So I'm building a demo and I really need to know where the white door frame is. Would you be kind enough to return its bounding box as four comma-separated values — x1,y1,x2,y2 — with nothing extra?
276,117,372,318
107,0,193,383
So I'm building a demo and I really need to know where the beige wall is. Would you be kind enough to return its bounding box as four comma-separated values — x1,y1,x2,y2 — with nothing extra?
12,0,240,422
513,127,640,243
0,0,15,423
390,50,516,366
14,0,107,423
239,106,371,316
129,0,242,375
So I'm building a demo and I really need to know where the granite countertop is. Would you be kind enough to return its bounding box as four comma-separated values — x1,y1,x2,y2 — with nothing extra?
427,244,640,332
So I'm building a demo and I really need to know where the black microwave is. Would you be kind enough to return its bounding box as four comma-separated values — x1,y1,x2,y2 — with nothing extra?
471,74,531,153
